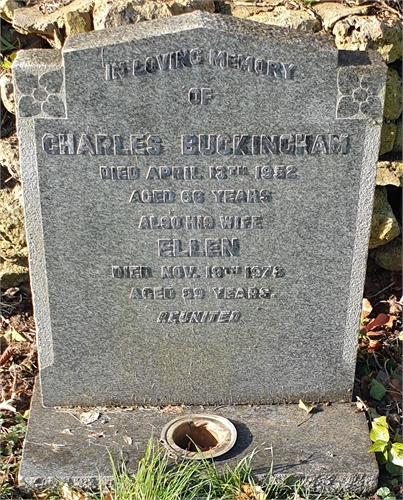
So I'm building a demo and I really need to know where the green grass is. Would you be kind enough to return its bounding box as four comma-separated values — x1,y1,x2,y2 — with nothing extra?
94,439,327,500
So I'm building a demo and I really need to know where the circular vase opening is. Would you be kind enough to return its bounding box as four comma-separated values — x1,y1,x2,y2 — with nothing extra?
160,414,237,459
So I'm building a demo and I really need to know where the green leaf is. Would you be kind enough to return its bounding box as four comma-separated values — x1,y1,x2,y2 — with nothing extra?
369,407,380,419
385,461,403,476
369,379,387,401
376,487,391,497
389,442,403,466
369,440,389,453
375,450,388,465
370,417,390,443
376,486,396,500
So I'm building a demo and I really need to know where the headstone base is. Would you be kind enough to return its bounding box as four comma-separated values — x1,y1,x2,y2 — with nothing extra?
19,380,378,495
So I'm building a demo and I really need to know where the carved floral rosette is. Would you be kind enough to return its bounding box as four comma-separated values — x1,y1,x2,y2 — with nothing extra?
16,69,66,119
336,67,384,120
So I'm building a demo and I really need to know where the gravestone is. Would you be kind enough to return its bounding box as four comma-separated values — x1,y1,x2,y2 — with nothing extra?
14,12,386,494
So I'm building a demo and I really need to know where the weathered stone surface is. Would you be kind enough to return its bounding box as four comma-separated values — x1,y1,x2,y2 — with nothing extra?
0,72,15,115
19,381,379,495
248,6,321,33
383,68,402,122
168,0,215,16
0,184,29,288
311,1,371,31
14,12,386,408
0,0,22,23
0,133,20,180
379,120,397,156
92,0,173,30
333,14,402,64
12,0,94,48
371,237,402,271
92,0,215,31
376,161,403,187
369,186,401,249
64,10,92,36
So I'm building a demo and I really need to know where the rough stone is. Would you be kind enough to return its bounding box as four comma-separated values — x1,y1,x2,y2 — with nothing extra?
12,0,94,49
92,0,215,30
311,1,371,31
333,14,402,64
0,133,20,181
379,120,397,156
383,68,402,122
376,161,403,187
0,72,15,115
248,6,321,33
371,237,402,271
168,0,215,16
63,11,92,36
0,184,29,288
369,186,401,249
92,0,172,30
0,0,22,23
19,381,379,495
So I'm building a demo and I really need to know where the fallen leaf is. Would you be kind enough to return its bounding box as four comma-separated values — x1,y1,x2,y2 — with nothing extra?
60,428,74,435
79,411,100,425
365,313,397,332
361,298,372,320
241,484,266,500
61,483,87,500
298,399,316,414
123,435,133,445
5,324,27,342
104,493,114,500
367,339,381,353
355,396,369,412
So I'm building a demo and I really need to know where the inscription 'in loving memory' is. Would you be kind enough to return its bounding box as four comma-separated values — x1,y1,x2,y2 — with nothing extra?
104,49,296,80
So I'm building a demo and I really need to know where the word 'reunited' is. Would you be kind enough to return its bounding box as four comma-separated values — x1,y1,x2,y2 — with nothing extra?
104,48,296,80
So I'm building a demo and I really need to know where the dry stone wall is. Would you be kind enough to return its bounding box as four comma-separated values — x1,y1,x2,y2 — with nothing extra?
0,0,401,287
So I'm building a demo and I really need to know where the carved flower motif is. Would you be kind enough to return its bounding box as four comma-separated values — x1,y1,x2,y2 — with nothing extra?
337,69,383,120
16,70,65,118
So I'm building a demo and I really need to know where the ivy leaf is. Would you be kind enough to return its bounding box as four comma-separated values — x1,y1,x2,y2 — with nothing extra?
369,440,389,453
375,450,388,465
369,379,387,401
385,461,403,476
376,486,396,500
370,417,389,443
389,442,403,466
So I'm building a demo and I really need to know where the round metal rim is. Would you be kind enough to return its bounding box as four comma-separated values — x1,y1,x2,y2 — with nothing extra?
160,413,237,459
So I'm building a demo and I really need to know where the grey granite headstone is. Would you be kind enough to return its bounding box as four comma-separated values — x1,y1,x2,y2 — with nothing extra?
14,12,385,493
